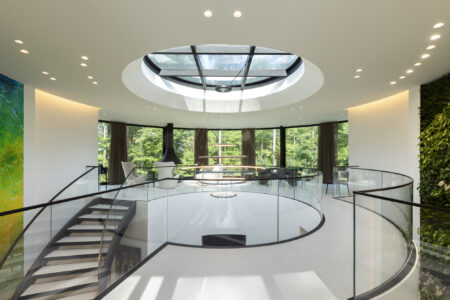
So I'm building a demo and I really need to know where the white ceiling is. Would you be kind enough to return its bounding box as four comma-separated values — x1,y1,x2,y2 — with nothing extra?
0,0,449,128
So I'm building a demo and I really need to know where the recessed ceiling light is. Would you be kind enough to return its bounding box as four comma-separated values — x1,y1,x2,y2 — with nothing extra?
433,22,444,29
290,107,295,111
81,56,89,60
298,105,303,109
356,68,362,72
406,69,414,74
421,53,430,59
233,10,242,18
20,49,29,54
87,75,93,79
80,62,87,67
41,71,49,75
14,40,24,44
153,107,158,110
399,76,406,79
354,75,360,78
92,81,98,85
426,45,436,50
390,81,397,85
145,105,149,109
49,77,56,81
414,62,422,66
204,10,213,18
430,34,441,41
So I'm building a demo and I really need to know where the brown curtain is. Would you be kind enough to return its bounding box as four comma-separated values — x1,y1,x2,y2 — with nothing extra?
241,129,255,166
108,122,127,184
318,122,336,184
195,129,208,165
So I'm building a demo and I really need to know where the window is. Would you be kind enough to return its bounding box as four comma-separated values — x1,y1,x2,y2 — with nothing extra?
286,126,319,168
208,130,242,165
255,129,280,167
127,125,163,169
174,129,195,165
336,122,349,166
98,122,110,168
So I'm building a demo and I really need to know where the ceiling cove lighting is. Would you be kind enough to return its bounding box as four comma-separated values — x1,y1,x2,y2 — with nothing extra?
204,10,213,18
14,40,24,44
81,56,89,60
426,45,436,50
41,71,49,75
414,62,422,66
80,62,87,67
433,22,444,29
430,34,441,41
233,10,242,18
421,53,430,59
20,49,29,54
390,81,397,85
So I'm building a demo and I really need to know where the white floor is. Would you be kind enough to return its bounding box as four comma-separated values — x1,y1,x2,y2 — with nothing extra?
103,189,408,300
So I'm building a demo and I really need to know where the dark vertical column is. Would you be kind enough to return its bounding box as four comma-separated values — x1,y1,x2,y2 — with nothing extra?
280,126,286,168
108,122,127,184
241,129,255,166
318,122,336,184
195,129,209,165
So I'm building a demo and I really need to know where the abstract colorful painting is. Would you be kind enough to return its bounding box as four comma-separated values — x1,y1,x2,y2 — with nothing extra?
0,73,24,269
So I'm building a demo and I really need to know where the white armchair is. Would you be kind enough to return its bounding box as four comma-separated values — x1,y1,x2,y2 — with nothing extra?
154,161,180,189
121,161,147,185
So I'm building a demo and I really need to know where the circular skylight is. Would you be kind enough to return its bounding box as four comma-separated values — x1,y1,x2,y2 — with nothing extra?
141,44,304,100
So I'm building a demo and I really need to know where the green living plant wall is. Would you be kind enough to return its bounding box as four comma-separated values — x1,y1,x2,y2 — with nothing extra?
419,73,450,300
0,73,24,298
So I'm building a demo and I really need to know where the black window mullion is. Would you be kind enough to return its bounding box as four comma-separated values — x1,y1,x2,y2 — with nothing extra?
191,45,206,90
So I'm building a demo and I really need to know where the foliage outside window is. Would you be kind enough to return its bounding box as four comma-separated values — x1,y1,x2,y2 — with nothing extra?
208,130,242,165
336,122,349,166
98,122,110,168
286,126,319,168
127,125,163,171
255,129,280,167
174,129,195,165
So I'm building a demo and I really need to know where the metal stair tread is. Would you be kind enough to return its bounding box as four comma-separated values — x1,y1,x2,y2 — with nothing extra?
68,224,116,231
56,236,113,244
21,275,98,297
89,204,128,211
33,262,98,276
78,214,123,220
45,248,107,259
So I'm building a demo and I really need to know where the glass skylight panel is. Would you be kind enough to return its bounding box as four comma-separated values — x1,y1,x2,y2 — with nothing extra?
179,77,203,84
250,55,298,70
205,77,243,86
245,77,270,84
199,54,249,71
148,54,197,70
196,44,250,53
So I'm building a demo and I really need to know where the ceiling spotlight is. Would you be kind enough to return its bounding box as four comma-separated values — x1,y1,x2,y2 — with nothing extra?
421,53,430,59
81,56,89,60
20,49,29,54
430,34,441,41
414,62,422,67
354,75,360,78
80,62,87,67
290,107,295,111
49,77,56,81
215,85,232,93
433,22,444,29
87,75,93,79
145,105,149,109
406,69,414,74
356,68,362,73
399,76,406,79
153,107,157,110
233,10,242,18
204,10,213,18
298,105,303,109
92,81,98,85
426,45,436,50
390,81,397,85
14,40,24,44
41,71,49,75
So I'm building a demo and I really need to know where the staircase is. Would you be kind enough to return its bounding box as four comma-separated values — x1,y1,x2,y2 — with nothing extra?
12,198,136,300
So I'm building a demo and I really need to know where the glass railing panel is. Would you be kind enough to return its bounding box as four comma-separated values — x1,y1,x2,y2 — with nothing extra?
354,190,413,298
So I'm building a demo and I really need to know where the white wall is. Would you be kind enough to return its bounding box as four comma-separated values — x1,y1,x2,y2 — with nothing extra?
23,88,98,271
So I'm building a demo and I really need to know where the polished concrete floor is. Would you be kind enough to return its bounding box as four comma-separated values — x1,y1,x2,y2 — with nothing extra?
103,188,408,300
